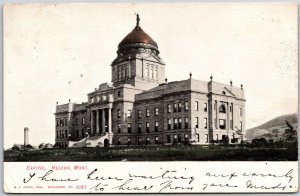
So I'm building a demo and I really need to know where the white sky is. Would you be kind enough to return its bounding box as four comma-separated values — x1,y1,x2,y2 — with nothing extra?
4,3,297,149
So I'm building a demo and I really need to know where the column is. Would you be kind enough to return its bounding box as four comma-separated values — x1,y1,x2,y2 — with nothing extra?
96,109,100,134
215,101,218,129
91,110,94,134
102,109,105,133
108,108,112,133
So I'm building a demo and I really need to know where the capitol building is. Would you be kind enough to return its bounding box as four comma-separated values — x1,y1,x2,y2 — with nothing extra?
54,15,246,148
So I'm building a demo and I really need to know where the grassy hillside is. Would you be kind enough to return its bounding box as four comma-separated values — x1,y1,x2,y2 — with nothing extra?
246,113,298,141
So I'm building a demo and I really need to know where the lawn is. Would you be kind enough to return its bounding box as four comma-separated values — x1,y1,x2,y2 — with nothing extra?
4,145,297,161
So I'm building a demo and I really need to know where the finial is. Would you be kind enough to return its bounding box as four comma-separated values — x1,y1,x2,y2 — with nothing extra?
68,99,71,103
165,78,168,83
189,72,192,78
136,13,140,28
95,88,97,91
241,84,243,89
230,80,232,86
210,75,213,81
56,101,58,105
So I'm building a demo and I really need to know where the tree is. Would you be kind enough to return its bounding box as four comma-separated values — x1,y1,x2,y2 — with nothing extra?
283,120,297,141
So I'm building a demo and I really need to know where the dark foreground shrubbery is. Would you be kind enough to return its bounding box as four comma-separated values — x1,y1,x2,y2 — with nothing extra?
4,144,297,162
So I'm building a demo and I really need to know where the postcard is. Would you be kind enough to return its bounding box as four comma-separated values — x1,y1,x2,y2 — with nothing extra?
3,3,298,193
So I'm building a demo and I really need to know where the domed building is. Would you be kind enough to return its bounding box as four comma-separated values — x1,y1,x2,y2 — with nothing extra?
54,14,246,148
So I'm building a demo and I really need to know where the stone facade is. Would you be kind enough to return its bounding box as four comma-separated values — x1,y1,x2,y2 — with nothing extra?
54,16,246,148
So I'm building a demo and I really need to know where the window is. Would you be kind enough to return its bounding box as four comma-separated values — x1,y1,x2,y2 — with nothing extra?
117,109,121,118
138,123,141,133
146,137,150,145
168,119,171,130
154,67,158,79
167,135,171,143
127,123,132,133
205,134,208,143
230,120,233,130
174,118,178,129
219,104,226,113
150,66,153,78
240,108,243,116
185,101,189,111
195,101,199,111
124,66,127,77
184,133,189,141
127,137,131,145
173,135,178,143
60,119,64,127
138,110,141,118
155,121,159,132
118,67,121,79
82,118,85,125
145,66,149,78
146,109,150,117
127,110,132,118
117,123,121,133
155,108,159,116
138,137,142,145
204,103,207,112
117,91,121,97
146,122,150,133
178,134,182,143
155,136,159,144
122,67,125,78
230,105,232,112
167,104,171,113
56,131,59,139
178,102,182,112
81,129,84,138
76,130,79,138
216,134,219,142
195,117,199,128
178,118,182,129
197,134,200,142
219,119,226,129
56,120,59,127
65,118,68,126
75,118,79,126
185,117,189,129
173,103,178,113
214,101,217,110
204,118,207,129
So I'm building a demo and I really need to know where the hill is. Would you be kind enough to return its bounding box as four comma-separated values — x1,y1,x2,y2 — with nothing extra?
246,113,298,141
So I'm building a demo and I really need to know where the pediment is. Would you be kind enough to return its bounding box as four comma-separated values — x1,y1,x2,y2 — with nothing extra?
216,87,235,97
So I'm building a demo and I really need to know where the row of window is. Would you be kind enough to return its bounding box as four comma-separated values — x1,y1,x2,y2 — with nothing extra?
117,133,189,145
167,101,189,113
56,130,68,139
215,102,243,116
217,119,243,131
117,64,128,79
144,63,158,79
56,118,86,127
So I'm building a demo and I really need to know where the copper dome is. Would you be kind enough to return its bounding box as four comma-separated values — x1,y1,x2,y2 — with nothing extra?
118,14,158,48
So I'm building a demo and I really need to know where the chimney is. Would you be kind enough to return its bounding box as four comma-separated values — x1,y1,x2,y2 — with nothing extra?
24,127,29,149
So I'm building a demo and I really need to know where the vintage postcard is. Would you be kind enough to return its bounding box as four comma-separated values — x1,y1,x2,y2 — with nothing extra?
3,3,298,193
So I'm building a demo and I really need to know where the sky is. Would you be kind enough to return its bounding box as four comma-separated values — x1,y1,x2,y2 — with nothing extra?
3,3,297,149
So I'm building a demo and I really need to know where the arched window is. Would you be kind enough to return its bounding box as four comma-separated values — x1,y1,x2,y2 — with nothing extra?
124,65,127,77
145,66,149,78
222,91,226,95
154,67,158,79
150,65,153,78
219,104,226,113
122,67,125,78
118,67,121,79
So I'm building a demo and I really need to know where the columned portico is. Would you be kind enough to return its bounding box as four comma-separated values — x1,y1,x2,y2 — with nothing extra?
90,105,112,136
